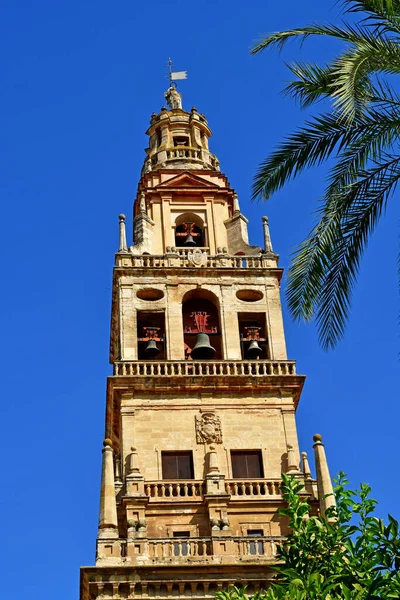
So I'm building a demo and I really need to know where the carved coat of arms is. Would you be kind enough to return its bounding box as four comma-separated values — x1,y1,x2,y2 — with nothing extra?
196,412,222,444
188,248,208,267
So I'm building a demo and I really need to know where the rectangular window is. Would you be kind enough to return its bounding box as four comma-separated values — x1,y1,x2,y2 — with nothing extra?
231,450,263,478
173,531,190,556
247,529,264,555
162,452,194,480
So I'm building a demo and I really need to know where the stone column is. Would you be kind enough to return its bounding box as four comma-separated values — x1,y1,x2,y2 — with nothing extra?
98,439,119,539
313,434,336,519
262,216,273,253
118,214,128,252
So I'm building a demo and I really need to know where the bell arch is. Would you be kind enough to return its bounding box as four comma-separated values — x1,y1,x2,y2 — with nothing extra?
174,212,205,248
181,289,222,359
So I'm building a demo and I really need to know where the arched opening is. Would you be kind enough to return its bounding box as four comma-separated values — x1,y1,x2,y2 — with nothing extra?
175,213,205,248
238,312,269,359
182,290,222,360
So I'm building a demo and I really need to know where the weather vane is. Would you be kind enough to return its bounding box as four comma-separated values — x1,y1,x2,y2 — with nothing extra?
166,58,187,88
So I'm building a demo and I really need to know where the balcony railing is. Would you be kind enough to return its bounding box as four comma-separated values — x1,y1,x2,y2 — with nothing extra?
114,359,296,377
116,253,274,269
147,537,212,560
225,479,282,498
97,536,284,566
145,480,205,500
233,536,280,558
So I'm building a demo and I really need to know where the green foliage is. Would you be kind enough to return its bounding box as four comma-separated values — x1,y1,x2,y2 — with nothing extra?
251,0,400,349
215,474,400,599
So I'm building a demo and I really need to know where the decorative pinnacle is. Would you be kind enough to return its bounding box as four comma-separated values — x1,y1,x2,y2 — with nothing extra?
118,213,128,253
103,438,113,447
262,216,273,253
313,434,323,443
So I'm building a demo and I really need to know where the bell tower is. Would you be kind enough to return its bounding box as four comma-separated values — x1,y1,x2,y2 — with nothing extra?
79,86,334,600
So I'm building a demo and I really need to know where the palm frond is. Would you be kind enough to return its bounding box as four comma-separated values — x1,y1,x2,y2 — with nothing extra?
344,0,400,34
328,39,400,120
251,107,400,200
284,62,337,108
251,21,396,55
287,156,400,349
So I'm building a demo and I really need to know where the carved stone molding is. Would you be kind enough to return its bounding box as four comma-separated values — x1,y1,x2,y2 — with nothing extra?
188,248,208,267
196,412,222,444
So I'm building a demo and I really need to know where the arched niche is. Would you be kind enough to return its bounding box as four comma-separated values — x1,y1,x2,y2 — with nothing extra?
181,289,222,359
175,212,205,248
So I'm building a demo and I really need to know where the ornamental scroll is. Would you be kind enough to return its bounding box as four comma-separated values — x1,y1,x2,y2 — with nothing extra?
195,412,222,444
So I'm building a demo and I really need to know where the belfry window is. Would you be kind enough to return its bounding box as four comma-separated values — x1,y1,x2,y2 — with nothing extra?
174,213,205,248
182,291,222,360
238,313,268,359
137,311,166,360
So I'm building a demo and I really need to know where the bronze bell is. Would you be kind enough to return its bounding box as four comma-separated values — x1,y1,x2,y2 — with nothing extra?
191,333,216,360
144,339,161,358
184,232,196,247
246,339,263,359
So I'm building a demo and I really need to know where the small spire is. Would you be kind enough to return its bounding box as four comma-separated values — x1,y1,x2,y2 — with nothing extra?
233,193,240,214
98,439,119,534
118,214,128,253
262,216,273,253
287,444,300,474
313,434,336,519
301,451,312,480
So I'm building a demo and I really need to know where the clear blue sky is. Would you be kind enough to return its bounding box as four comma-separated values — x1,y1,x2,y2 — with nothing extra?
1,1,398,598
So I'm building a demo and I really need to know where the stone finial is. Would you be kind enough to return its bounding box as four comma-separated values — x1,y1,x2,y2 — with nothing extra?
233,193,240,214
286,444,300,474
127,447,141,476
313,434,336,519
262,216,273,253
118,214,128,253
301,451,312,480
207,445,220,474
98,439,119,534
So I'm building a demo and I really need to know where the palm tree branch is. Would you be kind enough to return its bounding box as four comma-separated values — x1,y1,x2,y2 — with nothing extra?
316,157,400,348
251,21,398,55
284,62,340,108
286,156,400,348
344,0,400,35
252,109,400,200
329,42,400,120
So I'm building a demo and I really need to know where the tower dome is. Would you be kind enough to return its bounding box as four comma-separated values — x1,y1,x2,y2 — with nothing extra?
142,86,220,173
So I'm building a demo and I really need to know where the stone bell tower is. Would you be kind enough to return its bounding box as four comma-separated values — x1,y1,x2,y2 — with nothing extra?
79,86,335,600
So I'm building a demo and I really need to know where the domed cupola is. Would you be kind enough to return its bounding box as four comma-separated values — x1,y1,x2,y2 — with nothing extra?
142,86,220,173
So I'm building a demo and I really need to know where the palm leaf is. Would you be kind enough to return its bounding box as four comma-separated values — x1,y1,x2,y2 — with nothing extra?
287,156,400,349
344,0,400,35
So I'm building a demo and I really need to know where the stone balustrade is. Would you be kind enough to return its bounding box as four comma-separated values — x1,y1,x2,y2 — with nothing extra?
233,536,279,558
115,253,275,269
145,481,205,500
146,537,212,560
166,147,202,161
114,359,296,377
225,479,282,498
99,536,284,566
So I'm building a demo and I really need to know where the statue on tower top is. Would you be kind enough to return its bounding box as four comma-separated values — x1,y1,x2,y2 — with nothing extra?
165,86,182,109
164,58,187,109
